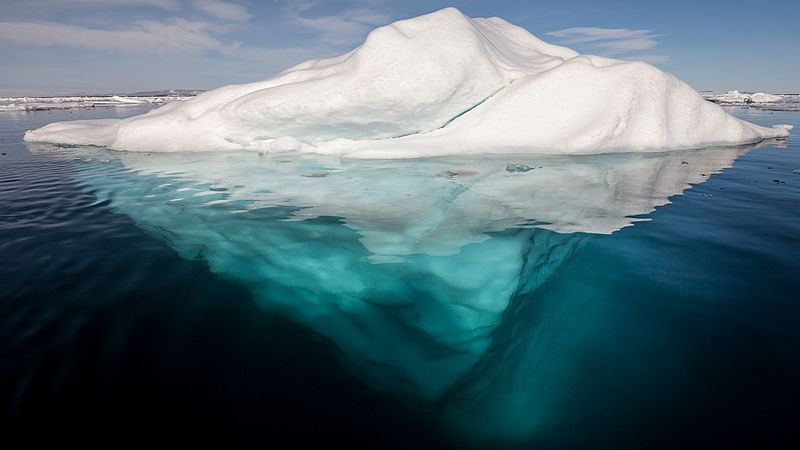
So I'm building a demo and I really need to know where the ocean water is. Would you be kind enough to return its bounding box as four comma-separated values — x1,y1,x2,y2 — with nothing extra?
1,105,798,449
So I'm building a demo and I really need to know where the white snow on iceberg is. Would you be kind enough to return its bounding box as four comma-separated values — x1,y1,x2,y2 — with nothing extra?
24,8,790,157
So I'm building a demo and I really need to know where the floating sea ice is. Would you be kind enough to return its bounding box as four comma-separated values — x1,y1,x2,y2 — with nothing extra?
704,89,784,104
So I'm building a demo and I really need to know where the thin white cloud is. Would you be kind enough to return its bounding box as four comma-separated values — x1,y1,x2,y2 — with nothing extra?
95,0,181,9
0,19,226,53
548,28,654,43
278,0,391,46
547,26,668,63
276,0,318,13
291,11,389,45
191,0,252,22
2,0,182,11
623,54,671,64
602,37,657,53
0,18,320,69
226,45,320,66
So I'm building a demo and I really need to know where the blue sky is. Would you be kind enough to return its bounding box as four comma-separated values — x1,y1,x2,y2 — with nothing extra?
0,0,797,95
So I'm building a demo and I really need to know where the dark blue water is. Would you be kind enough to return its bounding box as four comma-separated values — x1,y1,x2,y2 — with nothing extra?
1,106,799,449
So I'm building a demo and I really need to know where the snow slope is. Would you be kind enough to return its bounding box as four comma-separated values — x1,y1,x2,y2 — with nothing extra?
24,8,791,157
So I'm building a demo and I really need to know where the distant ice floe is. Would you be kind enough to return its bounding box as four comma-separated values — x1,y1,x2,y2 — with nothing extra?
24,7,791,157
0,94,194,112
702,90,799,111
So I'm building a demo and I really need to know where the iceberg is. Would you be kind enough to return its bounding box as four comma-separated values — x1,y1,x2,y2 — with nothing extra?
704,89,784,105
23,8,790,156
0,94,192,112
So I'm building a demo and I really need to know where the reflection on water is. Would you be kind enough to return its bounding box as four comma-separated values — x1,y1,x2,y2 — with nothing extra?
32,143,771,253
23,140,770,402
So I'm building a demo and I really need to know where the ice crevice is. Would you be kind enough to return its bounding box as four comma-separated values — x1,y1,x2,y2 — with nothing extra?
436,85,509,132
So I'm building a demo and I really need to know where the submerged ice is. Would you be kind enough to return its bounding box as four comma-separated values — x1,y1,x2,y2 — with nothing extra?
27,140,762,401
24,8,790,156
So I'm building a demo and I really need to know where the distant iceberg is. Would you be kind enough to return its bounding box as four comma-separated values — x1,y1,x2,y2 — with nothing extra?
24,7,791,156
704,90,784,105
0,94,192,112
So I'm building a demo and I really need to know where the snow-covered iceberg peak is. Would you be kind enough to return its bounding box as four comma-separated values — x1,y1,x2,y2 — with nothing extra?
24,7,791,157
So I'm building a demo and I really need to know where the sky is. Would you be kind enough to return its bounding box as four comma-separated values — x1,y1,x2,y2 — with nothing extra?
0,0,798,95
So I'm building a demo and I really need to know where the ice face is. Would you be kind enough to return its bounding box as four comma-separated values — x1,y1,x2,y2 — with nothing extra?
26,141,762,399
24,8,791,155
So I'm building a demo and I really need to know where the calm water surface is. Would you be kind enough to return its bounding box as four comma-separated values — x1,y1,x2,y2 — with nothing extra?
1,105,798,449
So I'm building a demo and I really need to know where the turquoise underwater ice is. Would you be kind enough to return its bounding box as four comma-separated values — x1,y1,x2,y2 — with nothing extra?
25,140,769,438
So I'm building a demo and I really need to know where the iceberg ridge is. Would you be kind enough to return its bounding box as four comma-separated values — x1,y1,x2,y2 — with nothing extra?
24,7,791,156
